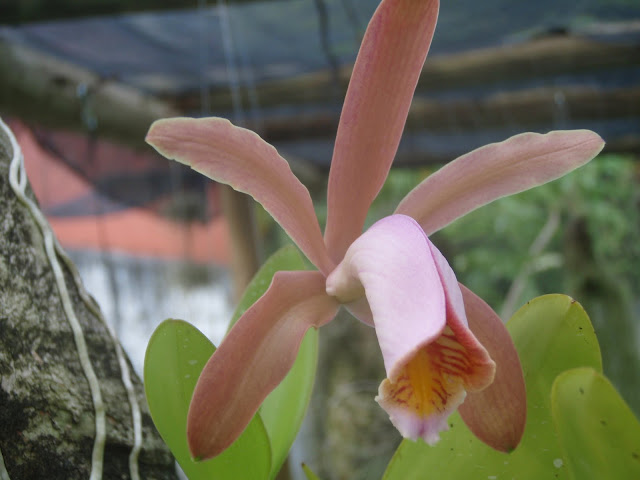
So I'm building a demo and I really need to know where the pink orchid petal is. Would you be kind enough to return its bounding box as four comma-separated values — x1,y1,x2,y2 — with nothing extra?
344,298,374,326
426,244,496,393
458,284,526,452
187,270,339,460
396,130,605,235
324,0,439,262
325,214,446,379
147,117,333,274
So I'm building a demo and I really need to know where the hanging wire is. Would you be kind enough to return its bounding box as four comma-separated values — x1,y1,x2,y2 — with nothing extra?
201,0,263,127
338,0,364,46
76,81,125,337
214,0,245,125
198,0,213,115
233,12,263,133
211,0,264,290
0,444,10,480
313,0,341,98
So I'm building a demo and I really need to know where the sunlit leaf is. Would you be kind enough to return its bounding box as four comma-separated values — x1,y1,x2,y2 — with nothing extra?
551,367,640,480
228,245,318,478
144,319,271,480
228,245,308,330
383,294,602,480
302,463,323,480
261,328,318,477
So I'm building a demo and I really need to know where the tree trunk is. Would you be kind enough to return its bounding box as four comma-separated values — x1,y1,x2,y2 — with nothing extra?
0,118,177,479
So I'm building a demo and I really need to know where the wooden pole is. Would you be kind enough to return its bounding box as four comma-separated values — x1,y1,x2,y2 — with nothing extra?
177,32,640,113
220,186,261,302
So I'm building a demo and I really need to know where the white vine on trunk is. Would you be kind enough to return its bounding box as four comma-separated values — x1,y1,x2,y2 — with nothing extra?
1,117,142,480
0,447,10,480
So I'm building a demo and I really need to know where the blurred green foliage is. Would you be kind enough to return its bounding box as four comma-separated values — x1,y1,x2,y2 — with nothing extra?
434,154,640,414
144,246,318,480
446,154,639,305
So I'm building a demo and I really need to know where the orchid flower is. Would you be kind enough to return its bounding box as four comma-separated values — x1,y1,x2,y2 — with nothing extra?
146,0,604,461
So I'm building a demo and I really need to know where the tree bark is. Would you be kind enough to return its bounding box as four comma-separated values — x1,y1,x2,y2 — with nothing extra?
0,119,177,478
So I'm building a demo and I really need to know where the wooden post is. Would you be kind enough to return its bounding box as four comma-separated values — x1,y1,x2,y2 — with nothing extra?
220,186,261,301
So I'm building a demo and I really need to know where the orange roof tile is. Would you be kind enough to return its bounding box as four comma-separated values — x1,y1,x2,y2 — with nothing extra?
10,119,230,265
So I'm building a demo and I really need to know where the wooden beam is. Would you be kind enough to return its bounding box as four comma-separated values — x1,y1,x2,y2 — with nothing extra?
273,132,640,171
0,0,256,25
235,85,640,143
410,85,640,131
0,40,178,148
220,186,261,302
179,32,640,113
415,33,640,90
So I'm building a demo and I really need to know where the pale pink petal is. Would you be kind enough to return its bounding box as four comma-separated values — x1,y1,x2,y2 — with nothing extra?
147,117,334,274
324,0,440,262
458,284,526,452
187,270,339,460
325,214,446,378
427,244,496,392
344,297,375,326
396,130,605,235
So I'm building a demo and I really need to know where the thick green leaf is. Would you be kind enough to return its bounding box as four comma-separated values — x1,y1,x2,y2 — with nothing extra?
383,294,602,480
228,245,308,330
551,367,640,480
144,319,271,480
261,328,318,477
228,245,319,478
301,463,323,480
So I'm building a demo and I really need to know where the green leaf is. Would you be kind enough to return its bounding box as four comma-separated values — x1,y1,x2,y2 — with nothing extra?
144,319,272,480
228,245,308,330
228,245,319,478
302,463,323,480
261,328,318,477
383,294,602,480
551,367,640,480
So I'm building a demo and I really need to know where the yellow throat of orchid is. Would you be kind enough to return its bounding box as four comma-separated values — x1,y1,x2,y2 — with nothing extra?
381,326,471,419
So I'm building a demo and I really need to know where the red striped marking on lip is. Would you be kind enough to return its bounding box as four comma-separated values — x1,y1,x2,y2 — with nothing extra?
382,325,473,417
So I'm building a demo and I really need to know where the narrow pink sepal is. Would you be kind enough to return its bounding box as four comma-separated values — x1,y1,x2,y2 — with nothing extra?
187,270,339,460
396,130,605,235
146,117,334,274
325,214,446,381
457,284,526,452
324,0,439,262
